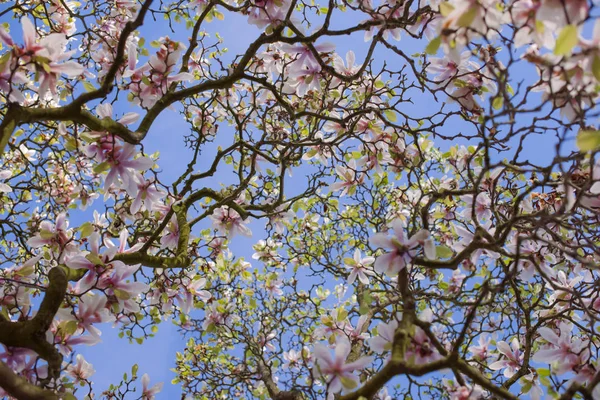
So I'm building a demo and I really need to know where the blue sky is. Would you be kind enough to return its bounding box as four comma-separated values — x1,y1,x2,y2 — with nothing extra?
68,8,569,398
1,3,577,398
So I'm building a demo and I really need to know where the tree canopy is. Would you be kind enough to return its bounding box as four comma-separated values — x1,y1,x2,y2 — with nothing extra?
1,0,600,399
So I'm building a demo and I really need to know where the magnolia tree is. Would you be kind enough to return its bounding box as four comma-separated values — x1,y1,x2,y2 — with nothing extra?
1,0,600,399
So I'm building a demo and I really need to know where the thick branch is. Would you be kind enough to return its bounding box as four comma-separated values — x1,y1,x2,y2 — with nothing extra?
0,268,67,380
0,361,59,400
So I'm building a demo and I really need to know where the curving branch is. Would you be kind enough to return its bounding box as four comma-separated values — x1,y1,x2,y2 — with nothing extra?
0,268,67,385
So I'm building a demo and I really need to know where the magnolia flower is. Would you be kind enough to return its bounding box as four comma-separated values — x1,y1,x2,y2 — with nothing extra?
333,51,361,76
533,322,588,375
27,213,75,259
103,143,154,191
103,262,148,313
406,327,441,365
3,17,84,98
427,51,478,84
67,354,95,383
344,315,370,342
247,0,291,28
462,192,492,221
258,329,277,352
280,42,335,69
129,173,166,214
443,379,484,400
329,161,364,197
368,319,398,354
141,373,164,400
468,334,492,361
264,279,284,298
59,294,115,338
369,220,435,276
176,277,211,314
202,302,235,330
489,338,523,378
344,249,375,285
521,371,544,400
313,338,373,394
288,64,323,97
283,349,303,370
375,387,392,400
160,215,180,250
302,131,335,164
210,206,252,238
0,170,12,193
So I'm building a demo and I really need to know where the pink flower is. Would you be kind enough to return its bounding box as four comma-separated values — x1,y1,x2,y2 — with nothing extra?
427,51,478,84
176,277,211,315
59,294,115,338
103,143,154,191
345,249,375,285
285,63,323,97
0,170,12,193
280,42,335,69
264,278,284,298
329,161,364,197
368,319,398,354
67,354,95,383
210,206,252,238
489,338,523,378
533,322,588,375
141,373,163,400
27,213,76,260
406,327,441,365
468,335,491,361
160,215,180,250
103,262,148,313
370,220,435,276
247,0,291,28
333,51,361,76
8,18,84,98
521,371,544,400
462,192,492,221
129,173,166,214
344,315,370,342
283,348,304,370
313,338,373,394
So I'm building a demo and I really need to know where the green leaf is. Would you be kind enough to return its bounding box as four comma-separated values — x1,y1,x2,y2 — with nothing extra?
343,257,355,265
436,245,454,259
340,376,358,389
79,222,94,238
576,129,600,152
15,265,34,277
554,24,579,56
113,288,131,300
93,161,111,174
425,36,442,55
384,110,397,122
63,320,79,335
0,52,11,71
506,84,514,96
457,7,477,27
82,81,96,93
85,252,104,266
592,55,600,81
439,2,454,16
40,230,55,239
492,96,503,110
